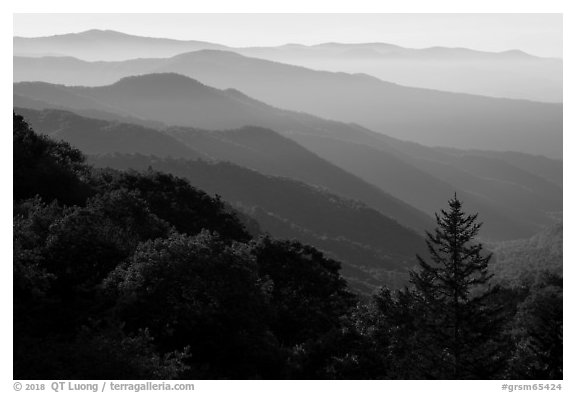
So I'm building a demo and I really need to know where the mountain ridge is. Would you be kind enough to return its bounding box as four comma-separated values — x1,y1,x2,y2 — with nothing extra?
14,75,561,241
14,29,555,60
14,52,562,157
14,29,562,102
16,106,435,233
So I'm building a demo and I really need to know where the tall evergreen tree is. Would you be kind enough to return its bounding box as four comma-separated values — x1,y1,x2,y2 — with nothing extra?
409,195,504,379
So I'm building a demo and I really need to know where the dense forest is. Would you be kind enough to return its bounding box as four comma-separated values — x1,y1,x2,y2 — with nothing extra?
14,113,562,379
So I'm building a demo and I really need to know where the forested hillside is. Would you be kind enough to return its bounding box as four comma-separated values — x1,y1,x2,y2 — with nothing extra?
14,112,353,378
90,153,426,292
490,224,563,285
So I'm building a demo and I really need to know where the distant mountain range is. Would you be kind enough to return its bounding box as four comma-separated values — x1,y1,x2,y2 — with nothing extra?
14,29,548,62
13,29,226,60
14,88,561,243
15,106,433,233
14,29,562,102
236,42,562,103
14,50,562,157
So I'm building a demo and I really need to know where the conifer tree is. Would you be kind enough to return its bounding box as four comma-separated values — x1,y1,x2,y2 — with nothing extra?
409,195,504,379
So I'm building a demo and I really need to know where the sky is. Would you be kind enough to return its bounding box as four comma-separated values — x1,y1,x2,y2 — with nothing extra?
13,13,563,58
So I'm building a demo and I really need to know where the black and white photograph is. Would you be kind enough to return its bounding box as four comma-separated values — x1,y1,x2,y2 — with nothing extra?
8,9,566,387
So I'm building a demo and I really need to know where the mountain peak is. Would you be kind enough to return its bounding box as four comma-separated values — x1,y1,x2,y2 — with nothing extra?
497,49,535,59
70,29,133,39
113,72,205,86
173,49,244,60
104,73,214,96
313,42,401,49
81,29,122,36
